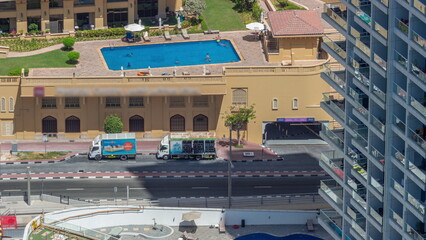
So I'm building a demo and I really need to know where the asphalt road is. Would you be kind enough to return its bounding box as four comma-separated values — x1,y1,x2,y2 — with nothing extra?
0,151,325,175
0,177,326,200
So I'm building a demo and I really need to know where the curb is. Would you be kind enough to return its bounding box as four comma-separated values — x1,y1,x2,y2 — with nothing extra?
0,152,80,165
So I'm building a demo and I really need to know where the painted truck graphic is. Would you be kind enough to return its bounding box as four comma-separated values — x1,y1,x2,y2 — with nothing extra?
102,139,136,155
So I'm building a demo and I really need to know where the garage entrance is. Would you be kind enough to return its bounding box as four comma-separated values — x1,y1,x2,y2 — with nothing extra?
263,118,322,142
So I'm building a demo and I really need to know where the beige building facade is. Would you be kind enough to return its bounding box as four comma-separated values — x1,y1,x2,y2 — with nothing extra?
0,63,333,144
0,0,182,34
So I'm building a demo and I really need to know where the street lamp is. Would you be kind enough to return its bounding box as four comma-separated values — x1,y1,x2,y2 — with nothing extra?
227,125,232,209
27,166,31,206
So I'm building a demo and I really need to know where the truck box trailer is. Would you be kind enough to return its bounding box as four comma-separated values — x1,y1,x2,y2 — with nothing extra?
156,133,216,160
88,133,137,160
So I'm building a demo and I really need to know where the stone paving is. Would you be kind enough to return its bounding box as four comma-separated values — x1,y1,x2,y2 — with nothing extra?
29,31,278,77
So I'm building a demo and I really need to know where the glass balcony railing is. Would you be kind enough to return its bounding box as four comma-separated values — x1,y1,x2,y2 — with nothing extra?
395,50,408,69
350,27,361,38
323,38,347,60
372,84,386,103
353,131,368,149
351,0,371,7
353,101,369,119
321,151,344,179
412,29,426,51
370,177,384,194
410,96,426,118
412,64,426,83
369,207,383,225
406,222,426,240
322,93,345,120
370,145,385,166
414,0,426,14
373,53,387,70
408,125,426,151
319,210,343,238
356,39,371,56
323,4,348,30
407,191,426,216
393,115,406,134
392,178,404,197
393,82,407,102
390,209,403,228
351,219,367,239
348,117,364,132
320,180,344,208
356,10,372,26
408,161,426,184
352,161,368,181
371,114,385,133
396,18,409,36
321,124,344,150
392,146,406,166
323,65,346,89
352,189,367,210
373,22,387,39
380,0,388,6
347,177,359,190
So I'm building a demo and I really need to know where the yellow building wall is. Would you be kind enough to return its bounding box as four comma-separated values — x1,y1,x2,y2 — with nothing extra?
267,37,321,63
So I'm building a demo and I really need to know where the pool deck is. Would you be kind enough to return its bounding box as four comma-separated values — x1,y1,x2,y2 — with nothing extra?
30,30,280,77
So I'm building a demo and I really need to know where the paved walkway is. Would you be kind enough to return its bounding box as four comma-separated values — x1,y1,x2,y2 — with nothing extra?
7,43,63,58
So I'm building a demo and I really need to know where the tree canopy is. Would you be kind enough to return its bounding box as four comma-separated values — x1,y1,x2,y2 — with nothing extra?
223,104,256,145
183,0,207,17
104,114,123,133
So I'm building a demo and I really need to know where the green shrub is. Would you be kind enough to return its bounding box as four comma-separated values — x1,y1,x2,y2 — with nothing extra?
200,18,208,31
75,28,127,38
104,114,123,133
181,20,191,29
28,23,39,34
252,2,262,21
8,68,28,76
62,37,76,50
67,51,80,63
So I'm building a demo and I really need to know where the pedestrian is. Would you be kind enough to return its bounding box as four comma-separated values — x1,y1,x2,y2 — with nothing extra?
205,53,211,62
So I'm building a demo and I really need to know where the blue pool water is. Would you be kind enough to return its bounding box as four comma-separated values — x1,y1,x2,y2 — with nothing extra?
100,40,241,70
235,233,324,240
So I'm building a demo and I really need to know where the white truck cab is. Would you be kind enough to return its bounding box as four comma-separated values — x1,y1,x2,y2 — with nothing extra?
156,135,170,160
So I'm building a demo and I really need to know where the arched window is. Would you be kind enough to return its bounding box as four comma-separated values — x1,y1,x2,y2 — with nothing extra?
193,114,208,131
8,97,14,112
292,98,299,110
232,88,247,105
0,97,5,112
170,114,185,132
65,116,80,133
42,116,57,133
129,115,144,132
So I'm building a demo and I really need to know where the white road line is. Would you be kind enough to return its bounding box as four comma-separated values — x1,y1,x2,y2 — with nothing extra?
254,186,272,189
66,188,84,191
3,189,21,192
129,188,146,190
191,187,209,189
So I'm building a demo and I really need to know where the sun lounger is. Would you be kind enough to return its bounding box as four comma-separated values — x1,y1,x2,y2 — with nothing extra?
204,30,220,34
219,220,225,233
306,219,315,232
182,29,190,39
182,231,198,240
143,31,150,41
164,31,171,40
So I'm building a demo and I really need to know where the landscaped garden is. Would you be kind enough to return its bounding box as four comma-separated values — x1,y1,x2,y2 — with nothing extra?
271,0,306,10
202,0,246,31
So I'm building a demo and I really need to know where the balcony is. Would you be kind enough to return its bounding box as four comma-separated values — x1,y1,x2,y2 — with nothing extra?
396,18,409,36
322,92,345,120
321,124,345,151
371,114,385,133
372,83,386,103
390,209,404,229
395,50,408,70
352,130,368,150
351,0,371,7
350,219,367,239
411,64,426,84
414,0,426,15
371,177,384,195
393,114,406,135
323,3,348,31
408,125,426,151
323,37,347,60
379,0,388,6
407,191,426,216
321,151,345,180
318,210,344,239
392,178,405,197
352,159,368,183
356,10,372,26
373,21,387,39
412,29,426,51
393,82,407,102
353,101,369,120
322,64,346,91
392,146,406,166
319,179,344,209
351,188,367,210
410,97,426,117
408,161,426,184
355,39,371,56
370,145,385,167
406,222,426,240
373,53,387,71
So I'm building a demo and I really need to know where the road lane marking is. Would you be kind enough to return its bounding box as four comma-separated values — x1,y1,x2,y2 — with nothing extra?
129,188,146,190
66,188,84,191
192,187,209,189
4,189,21,192
254,186,272,189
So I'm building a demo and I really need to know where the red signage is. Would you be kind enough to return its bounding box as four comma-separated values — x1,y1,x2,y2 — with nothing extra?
0,216,17,229
123,142,134,151
34,86,45,97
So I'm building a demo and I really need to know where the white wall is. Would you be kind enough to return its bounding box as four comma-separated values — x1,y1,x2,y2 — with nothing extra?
225,209,318,225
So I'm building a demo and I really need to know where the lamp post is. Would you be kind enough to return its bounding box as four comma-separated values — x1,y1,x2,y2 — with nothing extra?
27,166,31,206
228,126,232,209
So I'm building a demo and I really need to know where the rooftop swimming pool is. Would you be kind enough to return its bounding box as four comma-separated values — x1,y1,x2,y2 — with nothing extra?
235,233,324,240
100,40,241,70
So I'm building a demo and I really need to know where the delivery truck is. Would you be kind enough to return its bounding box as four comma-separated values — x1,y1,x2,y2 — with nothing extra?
156,133,216,160
88,133,137,160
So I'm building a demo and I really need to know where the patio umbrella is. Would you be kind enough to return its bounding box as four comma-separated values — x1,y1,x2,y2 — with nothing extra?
246,22,264,31
138,19,142,25
177,17,181,29
159,18,162,29
124,23,145,32
182,211,202,221
148,66,152,76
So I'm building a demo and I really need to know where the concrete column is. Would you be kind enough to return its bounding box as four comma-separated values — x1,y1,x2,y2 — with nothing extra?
157,0,166,18
128,0,135,24
40,0,49,31
94,0,105,29
63,0,75,32
16,0,27,34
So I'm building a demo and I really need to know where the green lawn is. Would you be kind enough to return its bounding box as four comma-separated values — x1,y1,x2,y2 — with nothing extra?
202,0,246,31
0,50,75,75
272,0,306,10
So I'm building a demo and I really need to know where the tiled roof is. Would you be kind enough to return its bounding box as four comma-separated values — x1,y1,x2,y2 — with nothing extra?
267,10,324,36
